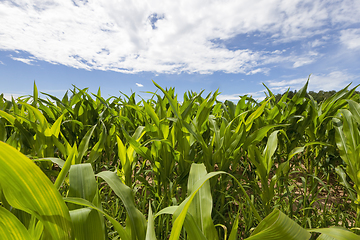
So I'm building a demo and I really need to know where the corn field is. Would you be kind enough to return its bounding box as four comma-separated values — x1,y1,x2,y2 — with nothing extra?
1,80,360,239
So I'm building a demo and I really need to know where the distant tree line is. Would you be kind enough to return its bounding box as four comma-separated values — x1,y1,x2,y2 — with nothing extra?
274,89,360,103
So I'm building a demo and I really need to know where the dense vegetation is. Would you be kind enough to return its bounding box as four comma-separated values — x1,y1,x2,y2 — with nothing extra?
1,81,360,239
275,89,360,103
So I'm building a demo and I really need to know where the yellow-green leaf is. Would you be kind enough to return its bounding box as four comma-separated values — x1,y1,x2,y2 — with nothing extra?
0,141,72,239
0,206,32,240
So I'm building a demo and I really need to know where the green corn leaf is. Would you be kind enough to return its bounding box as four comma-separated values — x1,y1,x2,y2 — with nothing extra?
116,135,132,185
288,147,305,160
122,126,153,162
348,100,360,124
28,219,43,240
54,144,77,189
316,234,337,240
334,110,360,187
116,135,128,168
0,119,6,142
64,197,131,240
68,163,98,206
153,80,181,119
245,209,311,240
245,98,272,132
32,81,38,107
181,91,204,119
195,93,216,131
182,212,208,240
96,171,147,240
87,126,107,164
228,210,240,240
50,113,65,138
291,79,309,105
0,141,72,239
320,83,358,122
69,207,106,240
263,83,275,98
77,124,97,163
143,100,160,127
40,92,67,108
154,206,207,240
335,166,357,201
170,168,225,240
288,142,331,160
155,206,178,217
309,227,360,240
51,137,66,160
62,119,84,129
93,87,102,106
187,163,218,240
0,109,16,125
321,83,351,110
0,206,33,240
145,204,157,240
68,163,106,239
263,130,279,174
243,124,284,149
19,102,49,132
33,157,66,168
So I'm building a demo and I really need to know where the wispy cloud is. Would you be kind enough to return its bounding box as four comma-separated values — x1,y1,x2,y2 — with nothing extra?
290,50,319,68
10,56,36,65
293,57,315,68
340,28,360,50
310,39,325,48
0,0,359,74
136,83,144,87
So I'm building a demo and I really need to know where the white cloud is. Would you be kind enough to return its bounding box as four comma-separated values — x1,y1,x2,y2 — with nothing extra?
0,0,359,74
310,39,325,48
136,83,144,87
330,0,360,24
267,71,357,92
293,57,315,68
10,56,36,65
246,68,270,75
340,28,360,50
0,60,3,65
292,50,319,68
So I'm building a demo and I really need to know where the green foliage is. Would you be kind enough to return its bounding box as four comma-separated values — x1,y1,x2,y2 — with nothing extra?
1,81,360,239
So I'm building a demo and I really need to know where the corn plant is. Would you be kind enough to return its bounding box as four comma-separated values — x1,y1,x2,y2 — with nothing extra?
2,141,360,239
333,100,360,226
2,81,360,238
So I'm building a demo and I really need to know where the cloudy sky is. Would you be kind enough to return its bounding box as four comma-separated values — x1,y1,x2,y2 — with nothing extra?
1,0,360,101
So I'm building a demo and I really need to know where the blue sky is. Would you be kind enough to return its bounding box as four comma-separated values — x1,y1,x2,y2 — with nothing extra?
1,0,360,101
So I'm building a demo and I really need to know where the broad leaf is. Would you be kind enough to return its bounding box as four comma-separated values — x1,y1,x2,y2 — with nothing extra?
0,206,32,240
0,141,72,239
246,209,311,240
